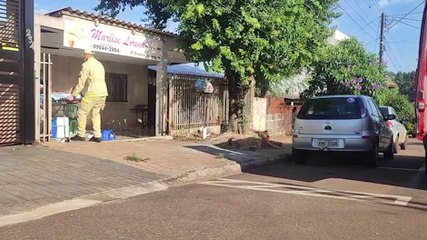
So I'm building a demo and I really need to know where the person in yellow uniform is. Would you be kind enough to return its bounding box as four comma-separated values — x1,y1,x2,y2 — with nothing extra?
68,48,108,143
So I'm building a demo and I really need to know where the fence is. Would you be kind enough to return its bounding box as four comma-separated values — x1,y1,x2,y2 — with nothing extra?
1,0,35,145
169,76,228,131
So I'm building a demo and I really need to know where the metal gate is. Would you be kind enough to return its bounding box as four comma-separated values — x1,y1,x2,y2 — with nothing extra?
0,0,35,145
39,53,52,142
169,76,229,131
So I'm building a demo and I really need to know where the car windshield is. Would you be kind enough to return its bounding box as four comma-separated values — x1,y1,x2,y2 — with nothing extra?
298,97,362,120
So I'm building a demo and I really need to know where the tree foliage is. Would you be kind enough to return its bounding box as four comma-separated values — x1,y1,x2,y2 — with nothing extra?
176,1,338,84
95,0,175,29
303,38,387,99
97,0,338,83
393,71,416,101
375,89,415,132
96,0,339,132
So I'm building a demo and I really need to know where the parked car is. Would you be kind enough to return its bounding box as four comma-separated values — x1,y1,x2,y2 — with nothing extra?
292,95,394,167
379,106,408,152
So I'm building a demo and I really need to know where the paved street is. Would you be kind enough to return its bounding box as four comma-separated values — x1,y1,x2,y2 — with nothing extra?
0,137,288,226
0,139,425,239
0,146,167,216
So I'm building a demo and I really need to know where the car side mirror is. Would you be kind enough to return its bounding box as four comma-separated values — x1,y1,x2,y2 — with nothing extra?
385,114,396,121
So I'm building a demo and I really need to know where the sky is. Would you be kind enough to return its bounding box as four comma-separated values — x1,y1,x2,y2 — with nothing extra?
34,0,426,73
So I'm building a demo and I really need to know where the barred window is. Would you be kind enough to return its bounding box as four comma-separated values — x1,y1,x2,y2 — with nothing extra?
106,73,128,102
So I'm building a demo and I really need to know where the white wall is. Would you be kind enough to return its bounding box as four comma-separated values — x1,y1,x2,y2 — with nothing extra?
252,97,267,131
51,55,149,129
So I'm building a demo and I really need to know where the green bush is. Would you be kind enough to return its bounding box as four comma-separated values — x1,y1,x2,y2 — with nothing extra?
375,89,414,131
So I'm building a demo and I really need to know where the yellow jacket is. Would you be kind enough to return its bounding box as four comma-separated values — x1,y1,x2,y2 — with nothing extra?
72,57,108,98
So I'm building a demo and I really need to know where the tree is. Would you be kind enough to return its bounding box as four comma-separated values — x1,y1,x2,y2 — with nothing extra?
96,0,339,132
376,89,415,132
95,0,175,29
303,38,387,99
393,71,416,101
268,70,311,98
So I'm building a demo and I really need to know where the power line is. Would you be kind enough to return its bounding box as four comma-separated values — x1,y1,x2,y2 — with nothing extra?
368,0,383,14
399,20,421,29
342,0,379,35
384,38,405,70
385,51,400,71
379,12,385,63
390,17,422,22
390,12,423,16
387,39,418,43
338,5,378,41
356,16,380,32
386,41,417,44
347,0,379,25
375,15,381,54
387,1,425,31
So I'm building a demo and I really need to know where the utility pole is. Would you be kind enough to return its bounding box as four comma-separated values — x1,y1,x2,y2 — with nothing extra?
379,12,385,65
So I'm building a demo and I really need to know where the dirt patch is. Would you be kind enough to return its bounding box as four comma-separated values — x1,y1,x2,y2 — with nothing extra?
173,131,286,151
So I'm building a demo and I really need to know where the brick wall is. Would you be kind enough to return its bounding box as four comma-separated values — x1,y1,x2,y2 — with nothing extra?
265,96,301,136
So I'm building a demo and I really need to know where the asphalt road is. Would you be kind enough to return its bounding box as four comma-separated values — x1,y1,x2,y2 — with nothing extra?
0,139,426,240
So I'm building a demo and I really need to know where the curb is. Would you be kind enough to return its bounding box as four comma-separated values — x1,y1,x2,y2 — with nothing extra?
0,181,169,228
0,152,290,227
114,136,174,142
162,153,291,186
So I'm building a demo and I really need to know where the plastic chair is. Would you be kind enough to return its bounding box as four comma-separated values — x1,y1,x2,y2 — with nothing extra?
63,104,79,135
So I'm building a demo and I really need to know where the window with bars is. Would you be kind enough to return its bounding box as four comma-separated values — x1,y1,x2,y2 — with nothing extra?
106,73,128,102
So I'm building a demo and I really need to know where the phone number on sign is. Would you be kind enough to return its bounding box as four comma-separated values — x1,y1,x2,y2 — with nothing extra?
92,44,120,53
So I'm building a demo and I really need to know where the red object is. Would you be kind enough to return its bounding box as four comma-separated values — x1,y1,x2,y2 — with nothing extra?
415,3,427,141
386,121,393,128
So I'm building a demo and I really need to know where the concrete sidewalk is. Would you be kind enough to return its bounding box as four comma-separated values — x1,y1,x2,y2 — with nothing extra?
0,136,292,226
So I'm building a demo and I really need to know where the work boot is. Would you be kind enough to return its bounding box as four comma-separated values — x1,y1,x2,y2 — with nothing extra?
70,135,85,141
89,136,102,143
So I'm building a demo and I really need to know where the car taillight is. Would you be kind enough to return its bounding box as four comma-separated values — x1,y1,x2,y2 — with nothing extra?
362,135,371,139
386,121,393,128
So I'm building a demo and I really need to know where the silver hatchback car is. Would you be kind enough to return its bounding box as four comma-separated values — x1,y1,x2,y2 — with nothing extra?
292,95,394,166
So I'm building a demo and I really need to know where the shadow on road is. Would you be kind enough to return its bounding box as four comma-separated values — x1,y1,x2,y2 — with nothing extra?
187,138,427,191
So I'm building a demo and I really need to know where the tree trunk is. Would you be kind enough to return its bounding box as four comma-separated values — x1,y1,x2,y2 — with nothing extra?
226,70,255,134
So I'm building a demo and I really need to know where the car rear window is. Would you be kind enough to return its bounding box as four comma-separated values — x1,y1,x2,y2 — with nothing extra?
379,107,388,117
298,97,363,120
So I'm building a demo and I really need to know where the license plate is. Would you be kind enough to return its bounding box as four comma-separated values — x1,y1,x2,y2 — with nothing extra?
313,139,342,149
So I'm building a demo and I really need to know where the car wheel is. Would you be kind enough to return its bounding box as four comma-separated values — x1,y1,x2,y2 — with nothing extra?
293,148,307,165
364,141,379,167
400,135,407,150
384,139,395,160
393,135,399,154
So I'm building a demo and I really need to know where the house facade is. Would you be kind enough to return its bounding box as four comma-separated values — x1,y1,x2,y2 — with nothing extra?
34,7,188,142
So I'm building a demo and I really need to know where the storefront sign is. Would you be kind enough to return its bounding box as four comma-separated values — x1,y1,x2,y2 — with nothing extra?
63,18,163,60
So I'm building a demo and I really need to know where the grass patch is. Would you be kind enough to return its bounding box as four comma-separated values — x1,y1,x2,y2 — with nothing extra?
124,153,150,162
215,153,226,159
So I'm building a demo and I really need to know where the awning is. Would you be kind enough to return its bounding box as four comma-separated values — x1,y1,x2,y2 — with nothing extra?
148,63,224,79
